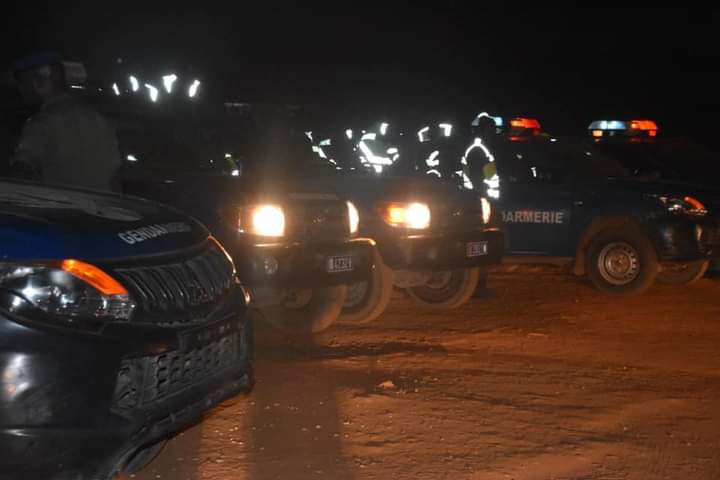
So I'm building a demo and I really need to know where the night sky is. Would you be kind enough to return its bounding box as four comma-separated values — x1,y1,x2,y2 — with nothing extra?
4,5,720,138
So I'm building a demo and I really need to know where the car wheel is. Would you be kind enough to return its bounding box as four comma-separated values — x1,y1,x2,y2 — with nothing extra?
405,267,480,309
337,251,394,324
658,260,709,286
122,439,168,475
260,286,347,333
586,226,658,295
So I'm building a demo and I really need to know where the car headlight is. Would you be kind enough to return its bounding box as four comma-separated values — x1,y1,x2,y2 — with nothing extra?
379,202,431,229
239,204,286,237
347,201,360,235
659,196,707,216
0,260,135,323
481,197,492,224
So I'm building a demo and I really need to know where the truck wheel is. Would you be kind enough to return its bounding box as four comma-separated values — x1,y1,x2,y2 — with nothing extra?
658,260,709,286
337,251,394,324
260,286,347,333
405,268,480,309
586,227,658,295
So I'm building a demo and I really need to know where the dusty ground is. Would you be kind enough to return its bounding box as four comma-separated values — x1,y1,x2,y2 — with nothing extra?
132,267,720,480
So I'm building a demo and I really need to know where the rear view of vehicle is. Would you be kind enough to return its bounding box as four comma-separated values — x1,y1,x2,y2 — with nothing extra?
0,181,252,480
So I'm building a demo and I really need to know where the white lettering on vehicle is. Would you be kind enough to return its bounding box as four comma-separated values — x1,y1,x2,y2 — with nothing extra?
502,210,565,225
118,222,192,245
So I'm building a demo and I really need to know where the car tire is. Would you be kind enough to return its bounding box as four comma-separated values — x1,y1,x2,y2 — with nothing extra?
405,267,480,309
260,286,347,333
472,267,490,298
123,439,168,475
658,260,710,286
585,226,658,295
337,251,395,324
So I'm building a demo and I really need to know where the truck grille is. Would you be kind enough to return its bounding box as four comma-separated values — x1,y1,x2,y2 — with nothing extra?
113,331,242,411
114,242,235,325
435,203,485,232
286,201,349,241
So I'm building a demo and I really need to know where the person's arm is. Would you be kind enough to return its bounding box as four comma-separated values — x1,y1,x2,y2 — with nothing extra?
11,116,50,180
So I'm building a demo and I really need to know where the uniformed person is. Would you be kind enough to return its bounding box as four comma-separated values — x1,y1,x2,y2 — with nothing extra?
464,114,501,197
10,52,123,191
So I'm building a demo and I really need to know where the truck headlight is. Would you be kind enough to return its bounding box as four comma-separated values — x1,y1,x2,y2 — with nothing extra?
658,196,707,216
347,201,360,235
0,260,136,323
379,202,431,229
481,197,492,224
239,204,286,237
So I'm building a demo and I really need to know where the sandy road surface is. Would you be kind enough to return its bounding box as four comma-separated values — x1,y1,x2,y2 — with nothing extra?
132,268,720,480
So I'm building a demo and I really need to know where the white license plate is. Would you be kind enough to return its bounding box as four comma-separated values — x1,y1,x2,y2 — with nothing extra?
466,241,488,257
327,255,353,273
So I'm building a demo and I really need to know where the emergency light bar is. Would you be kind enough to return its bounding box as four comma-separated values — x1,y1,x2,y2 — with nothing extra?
507,117,542,141
472,112,504,127
471,113,541,141
509,117,541,130
629,119,658,137
588,119,658,138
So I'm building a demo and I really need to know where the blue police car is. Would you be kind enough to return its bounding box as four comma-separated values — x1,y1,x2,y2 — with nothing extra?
463,116,720,294
0,180,253,479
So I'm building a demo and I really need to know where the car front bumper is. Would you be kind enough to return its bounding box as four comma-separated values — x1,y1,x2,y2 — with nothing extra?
232,238,375,289
373,228,504,271
0,287,252,480
648,217,720,262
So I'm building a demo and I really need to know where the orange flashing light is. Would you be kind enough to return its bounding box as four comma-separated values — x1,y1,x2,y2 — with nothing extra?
630,120,658,137
630,120,657,130
510,117,541,130
591,130,603,138
684,196,706,211
61,259,128,295
384,205,407,225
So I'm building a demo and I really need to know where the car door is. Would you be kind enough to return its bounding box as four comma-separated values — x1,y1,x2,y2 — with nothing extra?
496,142,579,257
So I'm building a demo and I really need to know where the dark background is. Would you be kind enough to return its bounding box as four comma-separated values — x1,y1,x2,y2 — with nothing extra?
3,4,720,138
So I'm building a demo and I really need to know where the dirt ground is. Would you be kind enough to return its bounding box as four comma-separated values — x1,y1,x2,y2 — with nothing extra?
131,267,720,480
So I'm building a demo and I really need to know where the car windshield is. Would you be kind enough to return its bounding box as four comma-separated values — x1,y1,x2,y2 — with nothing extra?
589,137,720,183
491,136,632,184
114,112,330,176
306,125,468,180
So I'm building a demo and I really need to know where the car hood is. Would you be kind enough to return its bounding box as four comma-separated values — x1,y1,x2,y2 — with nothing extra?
0,180,209,261
296,171,475,202
603,178,720,214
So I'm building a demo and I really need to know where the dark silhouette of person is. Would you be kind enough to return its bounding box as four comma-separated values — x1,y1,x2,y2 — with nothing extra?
10,52,122,191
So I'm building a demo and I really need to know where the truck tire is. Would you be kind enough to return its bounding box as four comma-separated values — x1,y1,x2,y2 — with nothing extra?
405,267,480,309
260,286,347,333
658,260,709,286
585,226,658,295
337,251,394,324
